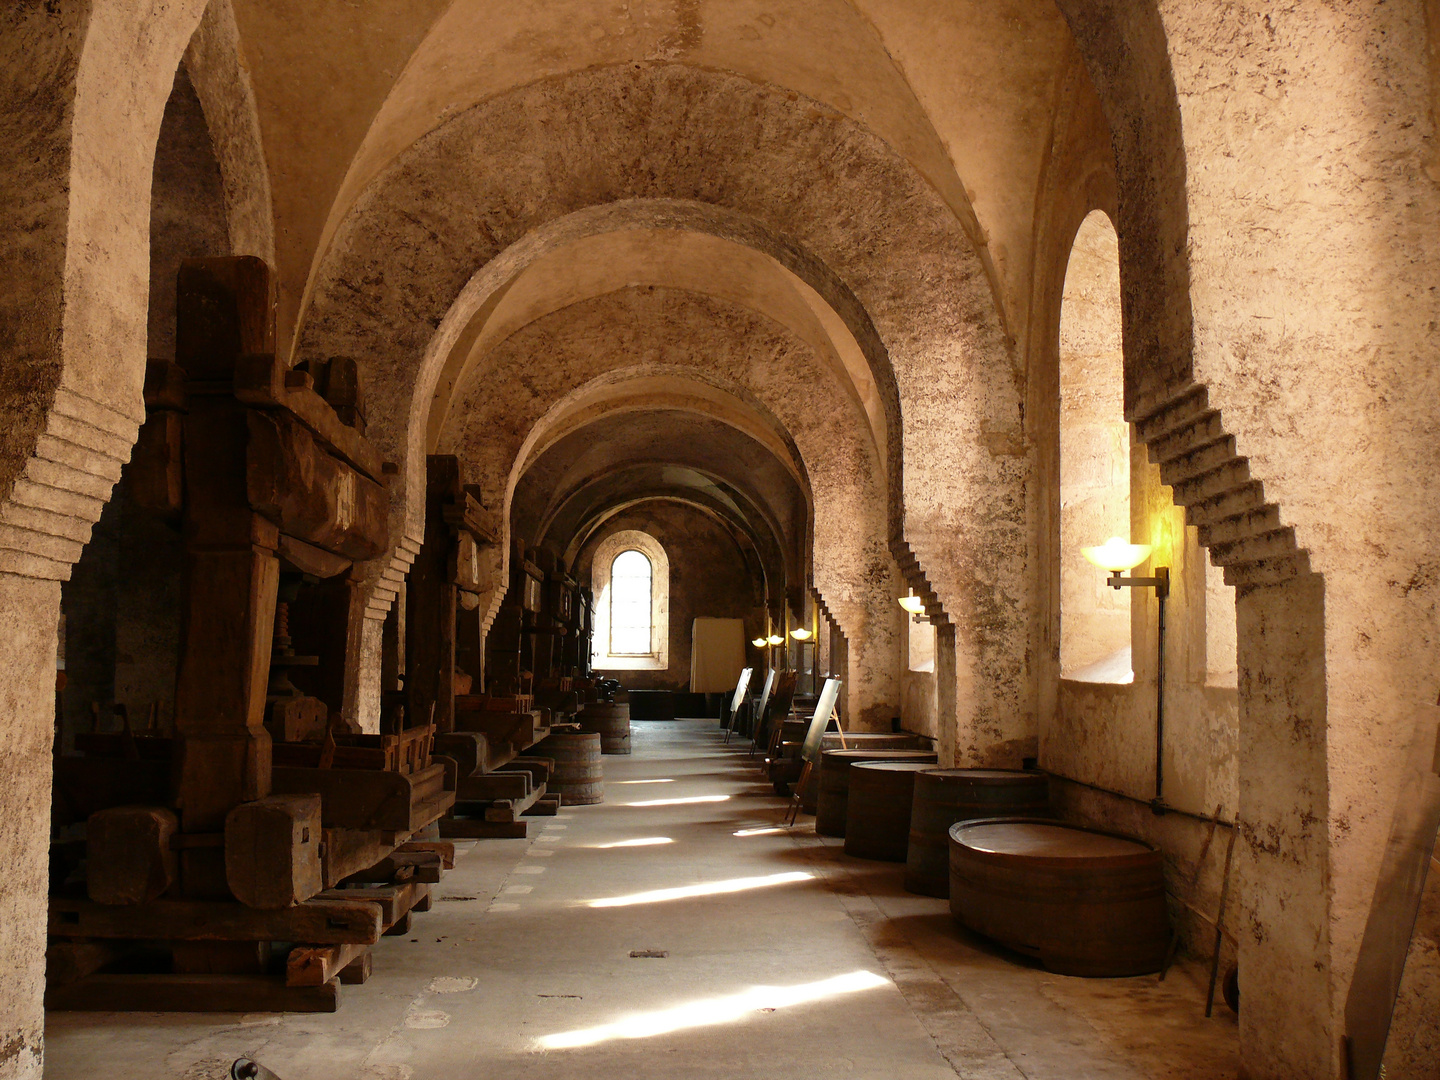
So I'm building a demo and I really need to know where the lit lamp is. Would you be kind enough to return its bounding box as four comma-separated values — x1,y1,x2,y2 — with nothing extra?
1081,536,1170,814
898,590,925,621
766,634,785,647
751,637,768,649
789,627,812,641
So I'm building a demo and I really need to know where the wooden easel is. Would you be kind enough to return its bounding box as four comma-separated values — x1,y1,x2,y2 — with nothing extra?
784,677,843,827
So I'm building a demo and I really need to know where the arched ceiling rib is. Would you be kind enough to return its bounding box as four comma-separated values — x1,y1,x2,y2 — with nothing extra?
228,0,1081,357
424,227,885,466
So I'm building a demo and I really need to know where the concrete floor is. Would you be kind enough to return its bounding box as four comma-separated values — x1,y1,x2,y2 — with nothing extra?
46,720,1239,1080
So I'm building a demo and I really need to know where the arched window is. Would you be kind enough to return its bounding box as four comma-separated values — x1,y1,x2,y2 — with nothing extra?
609,550,653,655
1059,210,1132,683
590,530,669,671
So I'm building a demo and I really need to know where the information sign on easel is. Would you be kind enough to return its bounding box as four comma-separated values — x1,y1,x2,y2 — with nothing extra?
723,667,753,744
784,677,842,826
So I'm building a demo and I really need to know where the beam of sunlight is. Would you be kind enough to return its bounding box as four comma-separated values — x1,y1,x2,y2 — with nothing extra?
584,871,812,909
613,778,675,785
536,969,890,1050
733,826,786,837
591,837,675,849
624,794,731,807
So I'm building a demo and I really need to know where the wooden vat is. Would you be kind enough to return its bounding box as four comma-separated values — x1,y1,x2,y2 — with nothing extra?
578,701,631,755
537,732,604,805
947,818,1169,977
797,734,918,812
815,749,937,836
904,769,1050,898
844,761,937,862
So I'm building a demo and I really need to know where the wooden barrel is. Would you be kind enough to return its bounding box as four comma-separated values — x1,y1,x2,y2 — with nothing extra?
800,734,918,813
904,769,1050,898
815,749,937,836
947,818,1169,977
537,732,604,804
844,761,936,861
578,701,631,755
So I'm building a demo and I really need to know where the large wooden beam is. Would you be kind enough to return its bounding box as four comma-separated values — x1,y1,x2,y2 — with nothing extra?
48,896,383,945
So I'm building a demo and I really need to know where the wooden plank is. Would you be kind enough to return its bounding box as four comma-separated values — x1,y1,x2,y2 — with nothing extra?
523,795,562,818
48,896,382,945
439,818,527,840
47,974,338,1014
320,828,396,889
339,952,371,985
397,840,456,870
483,783,547,823
286,942,368,987
272,764,451,832
339,851,443,886
457,772,530,802
234,354,385,482
245,410,388,561
315,886,401,926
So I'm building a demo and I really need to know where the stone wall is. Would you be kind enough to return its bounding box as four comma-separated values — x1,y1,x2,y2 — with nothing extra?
575,502,766,693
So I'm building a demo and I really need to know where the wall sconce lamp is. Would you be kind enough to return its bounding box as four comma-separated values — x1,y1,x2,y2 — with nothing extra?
1081,537,1171,815
898,590,926,623
766,634,785,647
751,637,768,649
790,627,813,641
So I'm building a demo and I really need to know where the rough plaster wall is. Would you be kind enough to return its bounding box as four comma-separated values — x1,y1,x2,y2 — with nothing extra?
298,64,1023,751
577,503,764,693
182,0,273,266
1057,210,1130,675
0,3,207,1074
1046,447,1239,821
1145,5,1440,1074
442,288,902,730
146,64,230,359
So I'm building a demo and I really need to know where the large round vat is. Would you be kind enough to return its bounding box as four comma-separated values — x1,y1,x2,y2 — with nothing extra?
798,734,919,813
947,818,1168,977
815,749,937,837
904,769,1050,898
844,761,936,861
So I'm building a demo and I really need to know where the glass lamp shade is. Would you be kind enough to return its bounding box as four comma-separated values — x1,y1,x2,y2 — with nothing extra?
898,594,925,615
1081,537,1154,573
766,635,785,646
751,637,768,648
790,627,813,641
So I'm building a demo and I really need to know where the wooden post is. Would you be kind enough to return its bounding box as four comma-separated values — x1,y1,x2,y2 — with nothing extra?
173,257,278,895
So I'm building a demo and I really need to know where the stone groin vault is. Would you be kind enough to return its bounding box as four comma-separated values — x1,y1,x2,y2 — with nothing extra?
1,2,1438,1078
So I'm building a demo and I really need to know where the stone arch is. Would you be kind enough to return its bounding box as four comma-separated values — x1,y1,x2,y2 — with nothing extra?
0,2,211,1072
298,62,1019,741
439,288,900,729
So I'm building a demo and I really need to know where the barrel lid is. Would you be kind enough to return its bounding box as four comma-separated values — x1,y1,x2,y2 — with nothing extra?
851,761,939,774
949,819,1154,861
921,768,1042,782
821,748,936,760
